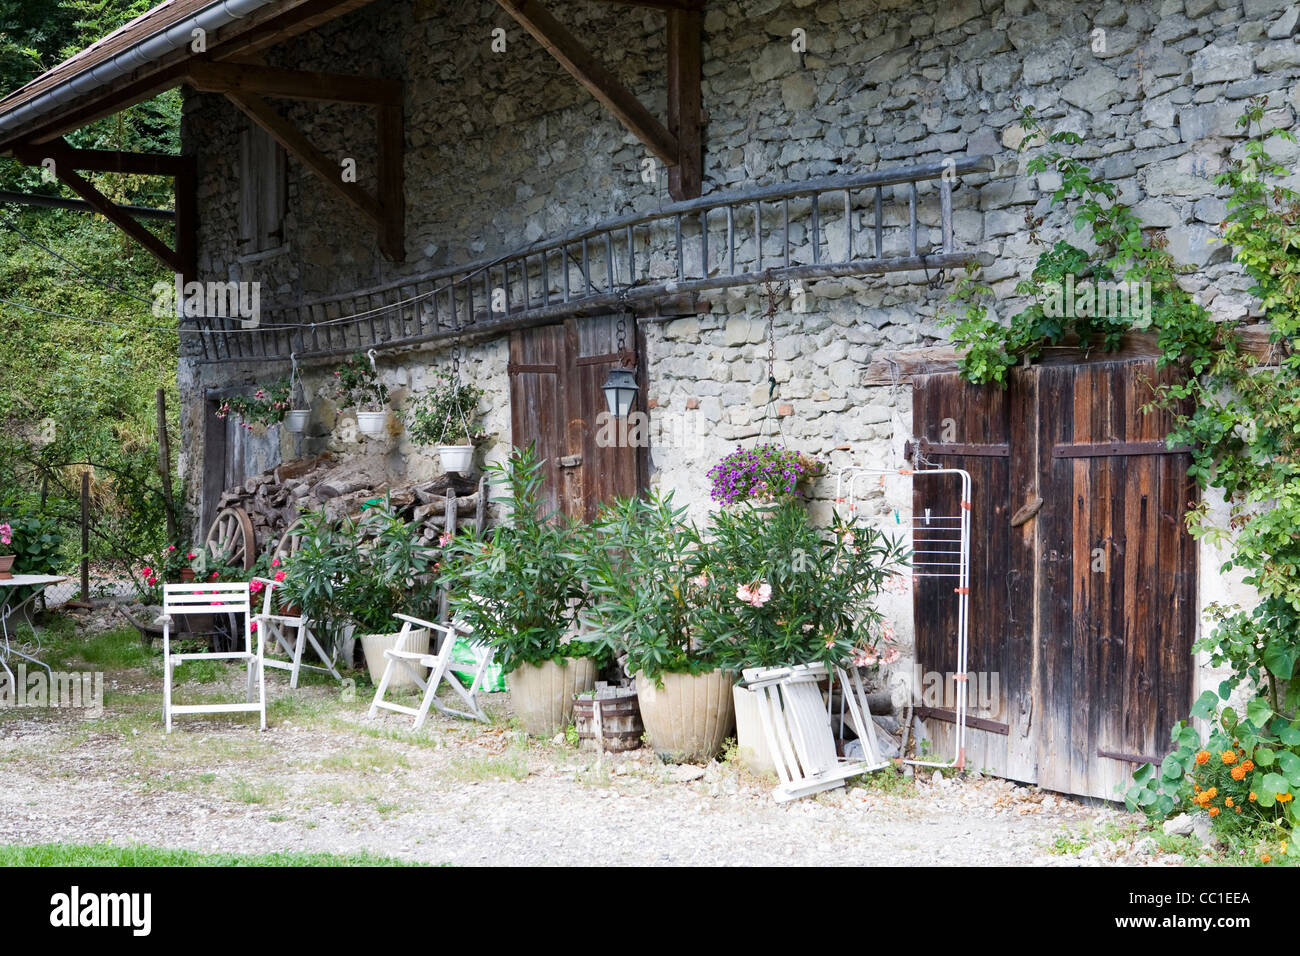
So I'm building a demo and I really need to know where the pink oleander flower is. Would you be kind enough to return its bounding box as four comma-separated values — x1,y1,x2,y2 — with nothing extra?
736,584,753,604
692,574,708,588
736,581,772,608
439,533,451,547
881,646,901,666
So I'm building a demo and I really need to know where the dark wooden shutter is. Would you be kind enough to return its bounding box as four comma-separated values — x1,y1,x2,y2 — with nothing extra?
238,125,286,254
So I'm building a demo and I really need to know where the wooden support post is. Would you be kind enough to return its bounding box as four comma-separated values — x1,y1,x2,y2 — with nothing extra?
666,9,702,200
80,471,90,604
156,388,178,543
174,158,197,283
376,101,406,263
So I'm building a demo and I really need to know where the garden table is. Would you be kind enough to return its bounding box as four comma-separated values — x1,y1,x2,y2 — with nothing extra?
0,575,67,687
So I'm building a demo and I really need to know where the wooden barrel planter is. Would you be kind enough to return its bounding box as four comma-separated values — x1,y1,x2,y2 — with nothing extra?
573,686,643,752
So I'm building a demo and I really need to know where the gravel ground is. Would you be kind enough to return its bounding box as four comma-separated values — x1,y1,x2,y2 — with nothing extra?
0,660,1197,867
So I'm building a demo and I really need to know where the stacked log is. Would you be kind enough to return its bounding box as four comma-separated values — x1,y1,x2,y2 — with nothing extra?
215,452,488,552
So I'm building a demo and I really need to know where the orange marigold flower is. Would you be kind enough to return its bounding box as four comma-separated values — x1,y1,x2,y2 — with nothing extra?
1208,807,1220,817
1242,760,1254,773
1206,787,1217,799
1221,750,1238,765
1226,796,1234,807
1235,807,1242,814
1249,792,1258,802
1278,793,1294,804
1194,784,1202,793
1231,766,1247,781
1262,853,1272,863
1195,750,1211,765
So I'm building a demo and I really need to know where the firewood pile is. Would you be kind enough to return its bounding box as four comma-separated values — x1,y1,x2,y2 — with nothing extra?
215,452,488,549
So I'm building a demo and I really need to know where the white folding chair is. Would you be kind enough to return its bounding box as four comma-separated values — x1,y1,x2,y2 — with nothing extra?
252,578,342,689
368,613,493,728
744,662,889,802
161,582,265,732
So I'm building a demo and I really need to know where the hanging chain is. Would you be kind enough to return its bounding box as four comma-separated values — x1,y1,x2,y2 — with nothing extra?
616,310,627,357
762,277,781,399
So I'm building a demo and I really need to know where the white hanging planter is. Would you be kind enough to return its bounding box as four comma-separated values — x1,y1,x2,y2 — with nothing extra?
284,409,310,433
356,410,388,437
437,444,474,473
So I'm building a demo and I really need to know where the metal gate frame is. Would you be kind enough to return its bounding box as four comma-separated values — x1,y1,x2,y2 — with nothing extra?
834,466,973,770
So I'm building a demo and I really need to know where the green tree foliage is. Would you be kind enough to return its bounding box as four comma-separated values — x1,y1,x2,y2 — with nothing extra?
0,1,181,571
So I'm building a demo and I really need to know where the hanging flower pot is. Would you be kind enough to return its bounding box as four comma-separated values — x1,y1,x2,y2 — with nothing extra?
356,410,388,437
284,409,310,433
436,444,473,473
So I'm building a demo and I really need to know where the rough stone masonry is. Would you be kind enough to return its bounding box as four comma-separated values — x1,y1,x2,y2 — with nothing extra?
179,0,1300,710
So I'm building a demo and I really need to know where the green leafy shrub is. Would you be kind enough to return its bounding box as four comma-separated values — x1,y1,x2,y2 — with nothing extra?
0,495,64,575
402,370,483,446
442,445,597,674
692,499,910,671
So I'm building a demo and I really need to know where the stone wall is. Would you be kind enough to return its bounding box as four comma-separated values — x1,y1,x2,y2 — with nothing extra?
180,0,1300,713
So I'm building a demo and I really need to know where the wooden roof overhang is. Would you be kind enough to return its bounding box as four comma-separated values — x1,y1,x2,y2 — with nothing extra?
0,0,704,276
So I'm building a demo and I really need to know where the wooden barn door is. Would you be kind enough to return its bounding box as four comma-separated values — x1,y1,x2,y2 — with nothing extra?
1029,361,1197,800
508,315,644,521
911,359,1196,800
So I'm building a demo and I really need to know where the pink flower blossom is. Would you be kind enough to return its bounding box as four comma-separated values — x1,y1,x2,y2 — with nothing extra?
438,533,451,547
250,621,258,632
736,581,771,608
273,570,286,582
187,552,196,560
736,584,753,604
692,574,708,588
250,580,264,595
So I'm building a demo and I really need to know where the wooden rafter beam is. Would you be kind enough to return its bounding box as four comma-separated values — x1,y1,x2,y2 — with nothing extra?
666,9,702,200
48,163,180,272
187,62,401,106
496,0,678,165
20,138,187,176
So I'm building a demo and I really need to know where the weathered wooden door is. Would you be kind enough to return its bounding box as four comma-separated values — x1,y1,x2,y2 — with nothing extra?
508,315,645,521
912,359,1197,800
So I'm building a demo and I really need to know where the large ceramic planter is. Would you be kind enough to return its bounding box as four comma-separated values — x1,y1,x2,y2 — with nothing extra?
0,554,13,580
360,628,430,689
356,410,388,437
635,669,735,764
509,657,596,736
437,444,473,473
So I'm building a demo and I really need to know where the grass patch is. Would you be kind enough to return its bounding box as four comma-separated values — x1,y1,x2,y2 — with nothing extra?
853,767,918,798
228,779,282,805
171,659,230,684
446,752,529,782
320,746,410,773
1047,828,1090,856
0,843,420,867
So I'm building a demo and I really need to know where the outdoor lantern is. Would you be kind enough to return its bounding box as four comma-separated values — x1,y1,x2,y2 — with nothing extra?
601,367,639,418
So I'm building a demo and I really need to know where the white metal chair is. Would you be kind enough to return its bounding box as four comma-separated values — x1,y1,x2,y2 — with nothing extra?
744,662,889,802
368,613,493,728
161,582,265,732
252,578,342,689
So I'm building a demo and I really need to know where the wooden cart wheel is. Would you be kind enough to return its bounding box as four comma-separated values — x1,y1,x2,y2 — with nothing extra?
206,506,256,571
272,516,308,566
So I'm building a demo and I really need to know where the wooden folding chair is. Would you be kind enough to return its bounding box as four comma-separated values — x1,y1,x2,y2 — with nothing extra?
368,613,493,728
161,582,265,732
252,578,342,689
744,662,888,802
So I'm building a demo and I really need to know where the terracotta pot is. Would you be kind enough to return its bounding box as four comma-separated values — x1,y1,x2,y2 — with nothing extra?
635,669,736,764
509,657,596,736
360,628,431,688
0,554,13,580
179,568,196,583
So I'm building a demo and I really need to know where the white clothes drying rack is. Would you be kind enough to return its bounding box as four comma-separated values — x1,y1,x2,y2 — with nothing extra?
834,465,973,770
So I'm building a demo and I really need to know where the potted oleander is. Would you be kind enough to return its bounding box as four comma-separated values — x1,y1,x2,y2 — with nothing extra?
330,352,391,438
442,445,600,736
402,370,484,474
582,492,735,764
694,499,910,774
279,502,439,686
